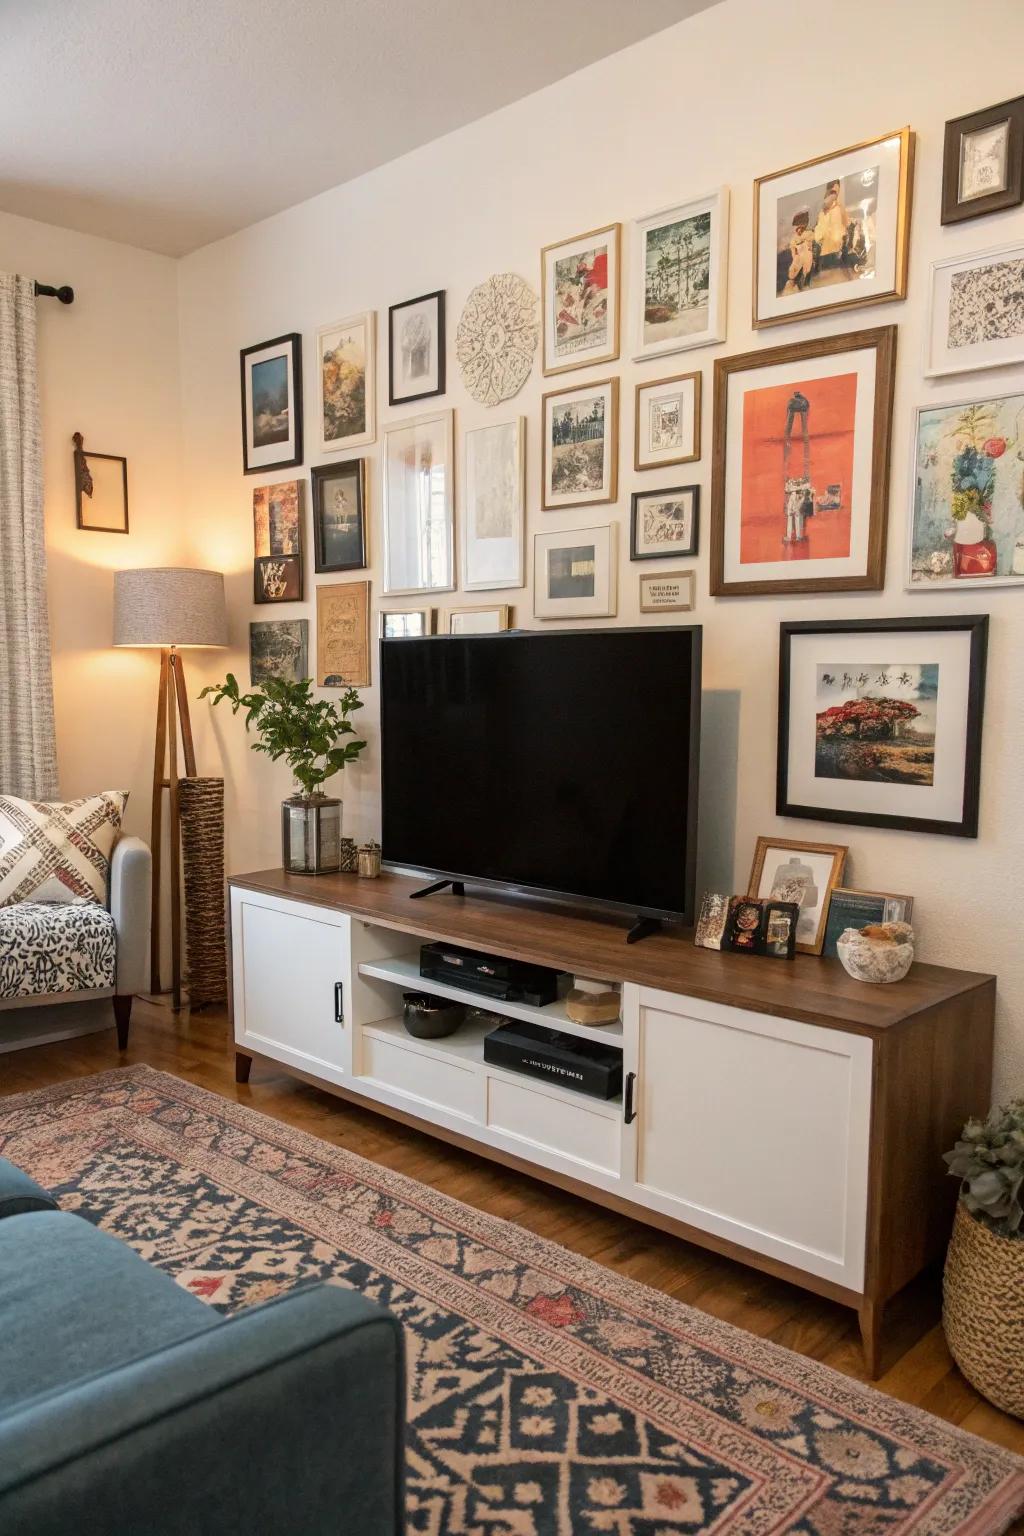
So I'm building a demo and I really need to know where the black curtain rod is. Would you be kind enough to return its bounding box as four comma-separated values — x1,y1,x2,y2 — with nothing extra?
34,282,74,305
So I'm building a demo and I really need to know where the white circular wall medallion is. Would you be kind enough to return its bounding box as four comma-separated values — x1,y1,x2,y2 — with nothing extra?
456,272,538,406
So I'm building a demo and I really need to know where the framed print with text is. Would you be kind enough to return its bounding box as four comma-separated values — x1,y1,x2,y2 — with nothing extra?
639,570,695,613
710,326,896,597
541,223,620,376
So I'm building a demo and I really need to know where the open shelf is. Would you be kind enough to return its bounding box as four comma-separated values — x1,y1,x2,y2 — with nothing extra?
357,953,623,1044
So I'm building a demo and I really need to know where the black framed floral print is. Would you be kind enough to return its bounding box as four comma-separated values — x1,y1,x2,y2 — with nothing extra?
778,616,988,837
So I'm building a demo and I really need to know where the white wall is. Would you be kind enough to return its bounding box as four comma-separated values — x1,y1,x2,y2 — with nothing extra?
173,0,1019,1097
0,210,185,845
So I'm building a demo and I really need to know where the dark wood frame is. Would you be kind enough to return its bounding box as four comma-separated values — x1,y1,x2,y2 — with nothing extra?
634,370,702,470
311,459,367,573
388,290,446,406
752,128,914,329
541,376,619,510
630,485,699,560
253,553,303,604
710,325,897,597
941,94,1024,224
240,333,303,475
778,615,989,838
74,448,129,533
746,834,848,956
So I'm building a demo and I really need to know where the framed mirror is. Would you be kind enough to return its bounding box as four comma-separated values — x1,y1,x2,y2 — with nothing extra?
382,408,455,594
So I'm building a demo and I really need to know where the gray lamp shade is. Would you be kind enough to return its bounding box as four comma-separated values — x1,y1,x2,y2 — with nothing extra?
113,567,228,648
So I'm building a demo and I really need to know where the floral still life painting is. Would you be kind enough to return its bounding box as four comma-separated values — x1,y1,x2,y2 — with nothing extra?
909,392,1024,589
316,312,374,452
541,224,620,375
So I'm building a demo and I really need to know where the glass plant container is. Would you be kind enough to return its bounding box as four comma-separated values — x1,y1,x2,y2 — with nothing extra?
281,795,342,875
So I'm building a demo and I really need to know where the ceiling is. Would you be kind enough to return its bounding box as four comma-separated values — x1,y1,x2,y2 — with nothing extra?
0,0,714,257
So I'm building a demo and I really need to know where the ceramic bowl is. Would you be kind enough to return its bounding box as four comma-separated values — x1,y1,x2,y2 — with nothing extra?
402,991,466,1039
836,930,914,985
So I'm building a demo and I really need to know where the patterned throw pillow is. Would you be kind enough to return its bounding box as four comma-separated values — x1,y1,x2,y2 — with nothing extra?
0,791,128,907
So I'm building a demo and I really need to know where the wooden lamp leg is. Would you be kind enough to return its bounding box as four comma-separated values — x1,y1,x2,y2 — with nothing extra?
168,651,197,1014
149,650,170,995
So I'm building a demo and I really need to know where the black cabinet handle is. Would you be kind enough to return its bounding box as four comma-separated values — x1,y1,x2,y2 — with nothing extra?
334,982,344,1023
624,1071,637,1125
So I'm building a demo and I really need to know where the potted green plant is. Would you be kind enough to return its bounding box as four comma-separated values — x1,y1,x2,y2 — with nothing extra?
201,674,367,874
943,1097,1024,1417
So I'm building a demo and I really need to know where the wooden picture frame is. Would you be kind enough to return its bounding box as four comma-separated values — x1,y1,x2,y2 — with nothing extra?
379,608,435,638
311,459,367,574
634,371,701,470
747,835,848,956
541,377,618,510
443,604,512,635
822,887,914,959
388,290,445,406
541,222,621,376
240,333,303,474
381,409,455,595
752,128,913,329
778,616,988,838
710,325,896,597
73,436,128,534
942,95,1024,224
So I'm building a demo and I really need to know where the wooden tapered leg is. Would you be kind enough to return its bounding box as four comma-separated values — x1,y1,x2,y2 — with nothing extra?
113,995,132,1051
150,650,170,994
858,1296,884,1379
235,1051,253,1084
171,651,198,778
168,649,182,1013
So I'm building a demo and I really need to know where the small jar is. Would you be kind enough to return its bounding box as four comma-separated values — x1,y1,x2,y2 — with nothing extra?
357,840,382,878
339,837,358,874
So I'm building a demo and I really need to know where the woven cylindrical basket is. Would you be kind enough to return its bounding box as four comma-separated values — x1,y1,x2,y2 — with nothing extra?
943,1201,1024,1418
179,776,227,1010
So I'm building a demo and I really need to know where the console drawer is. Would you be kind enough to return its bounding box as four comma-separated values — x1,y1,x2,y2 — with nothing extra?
485,1073,620,1175
361,1033,478,1122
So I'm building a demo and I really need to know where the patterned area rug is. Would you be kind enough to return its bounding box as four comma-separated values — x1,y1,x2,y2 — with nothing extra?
1,1065,1021,1536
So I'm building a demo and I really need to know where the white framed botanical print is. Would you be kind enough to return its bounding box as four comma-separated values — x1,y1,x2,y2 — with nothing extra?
924,242,1024,378
444,604,511,635
316,312,375,452
462,418,525,590
541,223,620,375
753,128,913,328
541,378,618,510
381,408,455,595
380,608,435,638
639,570,695,613
631,189,729,360
533,525,617,620
634,372,701,470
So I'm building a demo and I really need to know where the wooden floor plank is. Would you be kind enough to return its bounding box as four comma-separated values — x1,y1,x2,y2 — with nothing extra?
2,1000,1021,1457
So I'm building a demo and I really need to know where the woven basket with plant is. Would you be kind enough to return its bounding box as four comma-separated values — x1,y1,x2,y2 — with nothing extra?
943,1098,1024,1418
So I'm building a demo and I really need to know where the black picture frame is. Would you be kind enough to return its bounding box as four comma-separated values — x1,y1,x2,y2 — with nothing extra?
311,460,367,573
253,553,303,604
240,333,303,475
388,290,446,407
941,95,1024,224
630,485,700,560
778,616,988,838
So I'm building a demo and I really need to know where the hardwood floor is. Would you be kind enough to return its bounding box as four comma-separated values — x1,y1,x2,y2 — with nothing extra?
3,998,1022,1460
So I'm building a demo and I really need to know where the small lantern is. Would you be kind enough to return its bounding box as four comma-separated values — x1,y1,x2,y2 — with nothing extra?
357,840,382,879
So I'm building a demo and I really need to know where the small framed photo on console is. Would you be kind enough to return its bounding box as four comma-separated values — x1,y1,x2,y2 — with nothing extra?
823,888,914,959
747,836,848,956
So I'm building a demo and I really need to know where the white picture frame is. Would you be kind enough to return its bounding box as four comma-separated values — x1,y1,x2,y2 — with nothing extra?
541,378,618,510
631,188,729,361
533,525,617,620
316,312,375,453
924,242,1024,378
443,604,511,635
462,417,525,590
381,408,455,595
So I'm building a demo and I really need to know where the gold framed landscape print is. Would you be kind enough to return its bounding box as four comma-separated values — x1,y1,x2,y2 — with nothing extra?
541,223,620,375
542,378,618,510
634,371,701,470
753,128,913,328
710,326,896,597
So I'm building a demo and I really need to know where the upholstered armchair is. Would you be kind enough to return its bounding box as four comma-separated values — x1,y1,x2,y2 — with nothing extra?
0,835,151,1052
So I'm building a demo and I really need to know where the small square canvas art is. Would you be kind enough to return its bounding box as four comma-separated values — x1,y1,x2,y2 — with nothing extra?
249,619,308,685
254,554,302,604
253,480,301,557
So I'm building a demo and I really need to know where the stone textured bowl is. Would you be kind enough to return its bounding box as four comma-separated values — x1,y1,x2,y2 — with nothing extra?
836,930,914,984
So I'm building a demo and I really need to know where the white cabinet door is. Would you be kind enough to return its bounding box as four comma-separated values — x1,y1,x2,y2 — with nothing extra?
628,986,872,1291
231,889,351,1084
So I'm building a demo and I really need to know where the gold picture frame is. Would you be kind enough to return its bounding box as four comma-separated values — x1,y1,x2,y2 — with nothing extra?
747,835,848,956
634,370,702,471
443,604,511,635
379,608,435,638
541,376,619,511
752,128,914,329
541,222,621,376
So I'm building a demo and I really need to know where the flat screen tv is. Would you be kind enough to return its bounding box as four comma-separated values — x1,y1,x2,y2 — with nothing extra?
379,627,701,926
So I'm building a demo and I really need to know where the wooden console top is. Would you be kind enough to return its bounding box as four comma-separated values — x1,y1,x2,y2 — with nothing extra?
229,868,994,1036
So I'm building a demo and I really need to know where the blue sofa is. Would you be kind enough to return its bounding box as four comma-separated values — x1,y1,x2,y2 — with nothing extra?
0,1159,405,1534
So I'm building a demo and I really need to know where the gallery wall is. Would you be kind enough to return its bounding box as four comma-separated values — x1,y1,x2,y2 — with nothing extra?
168,0,1023,1097
0,210,185,844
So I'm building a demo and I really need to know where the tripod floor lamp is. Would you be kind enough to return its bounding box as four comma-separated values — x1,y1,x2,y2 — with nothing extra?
113,568,228,1011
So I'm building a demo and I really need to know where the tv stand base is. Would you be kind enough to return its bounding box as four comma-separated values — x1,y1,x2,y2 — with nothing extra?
410,878,466,900
626,916,662,945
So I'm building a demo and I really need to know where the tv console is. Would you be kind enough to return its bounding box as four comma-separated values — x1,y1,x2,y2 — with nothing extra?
228,867,995,1377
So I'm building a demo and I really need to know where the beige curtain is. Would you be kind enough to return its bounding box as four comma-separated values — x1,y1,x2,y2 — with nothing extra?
0,272,58,799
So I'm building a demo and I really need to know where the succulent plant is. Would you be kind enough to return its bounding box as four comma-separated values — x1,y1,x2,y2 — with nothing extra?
945,1098,1024,1236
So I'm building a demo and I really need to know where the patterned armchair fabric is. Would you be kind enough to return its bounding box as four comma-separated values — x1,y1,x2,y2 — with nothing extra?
0,904,116,1001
